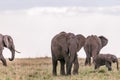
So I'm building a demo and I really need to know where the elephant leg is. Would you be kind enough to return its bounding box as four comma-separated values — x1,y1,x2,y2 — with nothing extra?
85,57,88,66
0,50,7,66
1,56,7,66
88,57,91,66
85,56,91,66
67,62,72,75
85,52,91,66
52,58,58,76
73,57,79,75
105,61,112,71
94,64,100,70
64,56,70,75
60,59,65,75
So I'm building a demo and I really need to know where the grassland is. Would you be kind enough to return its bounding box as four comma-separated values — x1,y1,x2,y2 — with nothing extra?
0,57,120,80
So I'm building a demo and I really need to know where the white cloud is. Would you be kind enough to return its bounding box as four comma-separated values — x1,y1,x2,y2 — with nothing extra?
1,6,120,16
25,6,120,16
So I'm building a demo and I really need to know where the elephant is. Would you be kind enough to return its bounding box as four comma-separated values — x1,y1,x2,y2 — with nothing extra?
51,31,85,75
84,35,108,66
0,34,20,66
93,54,119,71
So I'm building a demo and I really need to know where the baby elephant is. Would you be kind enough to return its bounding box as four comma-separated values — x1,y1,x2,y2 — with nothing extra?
93,54,119,71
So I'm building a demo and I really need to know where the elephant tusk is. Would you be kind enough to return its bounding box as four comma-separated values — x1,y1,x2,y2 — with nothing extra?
15,50,21,53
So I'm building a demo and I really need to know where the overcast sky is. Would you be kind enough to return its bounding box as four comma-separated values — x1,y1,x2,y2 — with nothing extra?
0,0,120,58
0,0,120,10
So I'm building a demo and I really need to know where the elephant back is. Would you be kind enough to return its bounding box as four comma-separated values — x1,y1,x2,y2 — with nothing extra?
51,32,68,53
84,35,102,57
85,35,101,47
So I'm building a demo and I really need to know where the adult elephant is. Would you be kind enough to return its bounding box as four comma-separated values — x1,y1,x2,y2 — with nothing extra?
51,32,85,75
0,34,20,66
84,35,108,66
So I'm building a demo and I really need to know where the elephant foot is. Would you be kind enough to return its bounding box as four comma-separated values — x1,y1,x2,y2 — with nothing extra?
85,63,88,66
85,62,89,66
73,72,78,75
53,72,57,76
3,63,7,66
73,70,78,75
108,68,112,71
60,72,65,75
66,72,71,76
85,63,91,66
89,64,92,66
53,74,57,76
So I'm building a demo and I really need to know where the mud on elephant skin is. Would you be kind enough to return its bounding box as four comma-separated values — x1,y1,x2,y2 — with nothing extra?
84,35,108,66
93,54,119,71
0,34,20,66
51,31,85,75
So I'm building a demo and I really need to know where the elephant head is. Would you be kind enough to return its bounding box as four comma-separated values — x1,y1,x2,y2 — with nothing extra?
3,35,20,61
109,54,119,70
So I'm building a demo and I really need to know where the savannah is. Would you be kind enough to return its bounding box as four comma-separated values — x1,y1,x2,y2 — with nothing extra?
0,57,120,80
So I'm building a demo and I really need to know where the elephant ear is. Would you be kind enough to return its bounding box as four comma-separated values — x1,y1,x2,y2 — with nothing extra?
76,34,86,52
3,35,14,48
99,36,108,48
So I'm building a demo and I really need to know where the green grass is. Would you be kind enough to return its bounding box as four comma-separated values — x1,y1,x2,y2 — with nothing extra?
0,58,119,80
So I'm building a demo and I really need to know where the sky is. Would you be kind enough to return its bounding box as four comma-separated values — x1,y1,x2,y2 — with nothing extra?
0,0,120,58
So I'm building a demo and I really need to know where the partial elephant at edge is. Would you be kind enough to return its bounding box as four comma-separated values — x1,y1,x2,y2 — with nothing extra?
0,34,20,66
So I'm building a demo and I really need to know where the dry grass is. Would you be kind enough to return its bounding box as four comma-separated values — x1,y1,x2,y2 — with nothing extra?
0,57,120,80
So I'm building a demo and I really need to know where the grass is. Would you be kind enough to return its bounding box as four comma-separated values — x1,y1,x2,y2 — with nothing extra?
0,57,120,80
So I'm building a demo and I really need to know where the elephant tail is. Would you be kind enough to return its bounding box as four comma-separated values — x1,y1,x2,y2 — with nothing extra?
88,44,92,57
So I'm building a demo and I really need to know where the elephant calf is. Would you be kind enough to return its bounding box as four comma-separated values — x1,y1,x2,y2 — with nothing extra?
93,54,119,71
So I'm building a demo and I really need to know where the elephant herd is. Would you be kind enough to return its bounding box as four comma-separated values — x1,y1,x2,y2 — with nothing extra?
51,31,119,76
0,32,118,76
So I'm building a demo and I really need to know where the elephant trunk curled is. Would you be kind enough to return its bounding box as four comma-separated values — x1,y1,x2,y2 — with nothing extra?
9,43,16,61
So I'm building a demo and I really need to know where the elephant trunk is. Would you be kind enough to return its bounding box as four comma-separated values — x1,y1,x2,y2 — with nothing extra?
9,46,20,61
9,48,15,61
9,43,16,61
67,52,77,75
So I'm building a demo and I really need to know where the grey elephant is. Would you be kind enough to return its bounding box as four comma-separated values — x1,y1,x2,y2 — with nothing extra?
84,35,108,66
93,54,119,71
51,31,85,75
0,34,20,66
